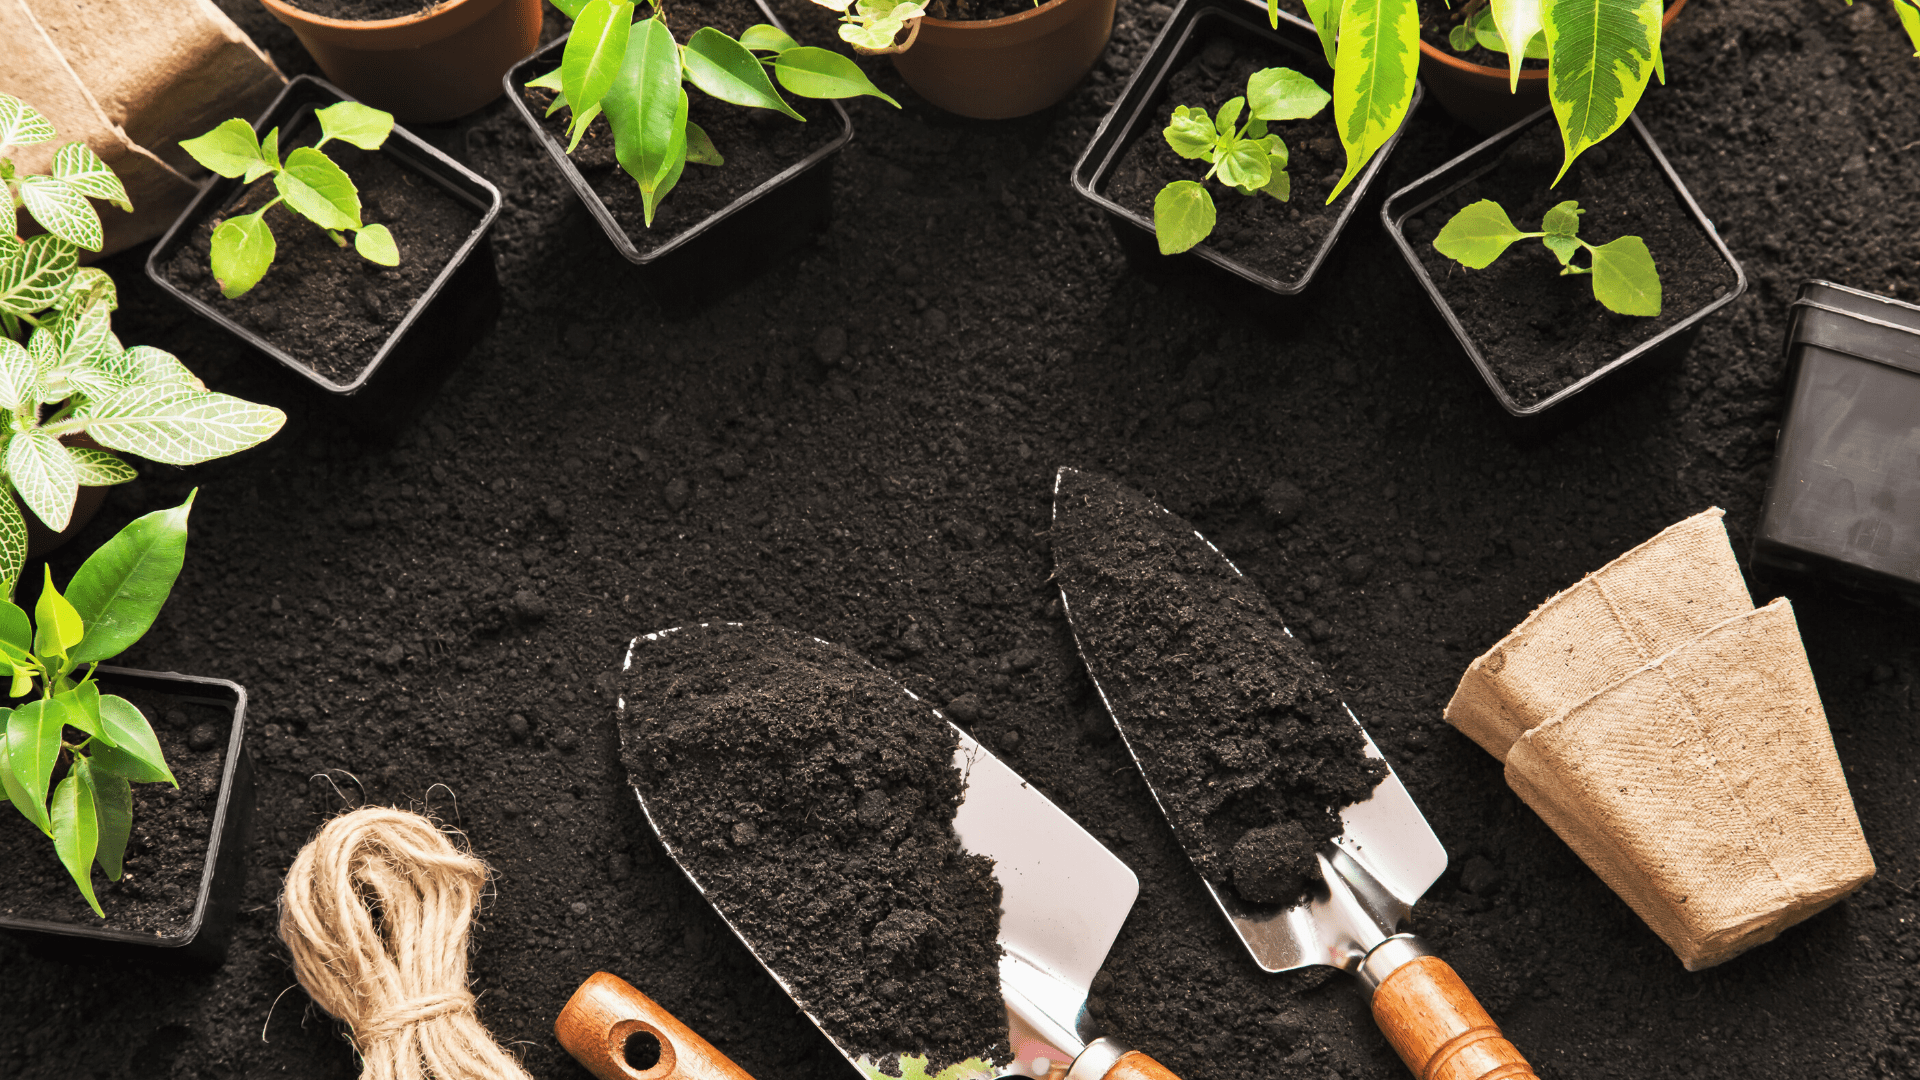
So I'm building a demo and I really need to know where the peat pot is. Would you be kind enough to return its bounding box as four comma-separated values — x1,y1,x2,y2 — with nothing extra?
146,76,504,436
504,5,852,306
1071,0,1420,300
1418,0,1688,135
258,0,542,122
891,0,1117,119
1752,280,1920,606
1381,106,1744,436
0,669,254,969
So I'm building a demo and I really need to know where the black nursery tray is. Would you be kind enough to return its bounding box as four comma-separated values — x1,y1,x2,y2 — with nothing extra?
1070,0,1421,298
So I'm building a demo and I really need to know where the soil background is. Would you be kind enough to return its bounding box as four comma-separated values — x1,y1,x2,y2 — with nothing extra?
3,2,1919,1080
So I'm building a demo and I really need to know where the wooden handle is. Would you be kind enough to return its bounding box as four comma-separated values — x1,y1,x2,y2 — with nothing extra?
555,972,757,1080
1098,1049,1182,1080
1371,956,1536,1080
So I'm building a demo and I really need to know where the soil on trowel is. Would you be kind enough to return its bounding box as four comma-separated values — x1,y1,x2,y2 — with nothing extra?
1052,469,1385,905
618,623,1008,1069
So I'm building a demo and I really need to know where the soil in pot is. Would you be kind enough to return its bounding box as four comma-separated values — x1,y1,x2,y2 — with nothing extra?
922,0,1051,22
1102,32,1348,285
0,690,230,934
281,0,434,17
516,0,843,257
619,623,1008,1068
1415,0,1548,73
154,133,483,385
1052,470,1385,906
1400,117,1738,407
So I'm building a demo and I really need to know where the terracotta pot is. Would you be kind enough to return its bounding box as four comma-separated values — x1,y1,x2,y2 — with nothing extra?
891,0,1117,119
257,0,542,123
1418,0,1686,134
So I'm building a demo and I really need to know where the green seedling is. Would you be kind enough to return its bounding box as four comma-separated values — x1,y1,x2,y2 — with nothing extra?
180,101,401,298
0,494,197,917
811,0,928,53
855,1054,997,1080
1433,198,1661,316
533,0,899,226
1151,67,1331,256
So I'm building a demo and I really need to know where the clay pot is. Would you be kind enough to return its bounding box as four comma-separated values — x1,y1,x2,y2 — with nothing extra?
1419,0,1686,134
257,0,542,122
20,485,108,561
890,0,1117,119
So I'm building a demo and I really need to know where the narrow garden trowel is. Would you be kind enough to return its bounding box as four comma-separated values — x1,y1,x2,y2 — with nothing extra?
607,623,1194,1080
1051,468,1539,1080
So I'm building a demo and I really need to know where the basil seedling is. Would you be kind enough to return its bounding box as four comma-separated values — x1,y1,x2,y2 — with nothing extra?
1433,198,1662,317
1151,67,1330,256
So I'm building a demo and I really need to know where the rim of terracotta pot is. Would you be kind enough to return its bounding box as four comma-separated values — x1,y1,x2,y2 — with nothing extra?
257,0,506,46
915,0,1087,37
1417,0,1687,81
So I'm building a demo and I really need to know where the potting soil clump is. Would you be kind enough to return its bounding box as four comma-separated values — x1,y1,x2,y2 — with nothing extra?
1052,469,1385,905
619,623,1008,1067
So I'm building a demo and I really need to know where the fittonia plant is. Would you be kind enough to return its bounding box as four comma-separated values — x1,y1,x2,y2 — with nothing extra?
813,0,927,53
1433,198,1661,316
1151,67,1331,255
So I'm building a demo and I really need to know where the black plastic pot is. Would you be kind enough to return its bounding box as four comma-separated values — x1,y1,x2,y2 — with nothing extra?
0,668,254,969
1381,107,1745,434
146,76,504,435
1069,0,1421,299
1751,280,1920,605
503,6,853,306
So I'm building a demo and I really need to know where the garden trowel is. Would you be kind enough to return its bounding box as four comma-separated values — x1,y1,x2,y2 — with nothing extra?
1051,468,1539,1080
610,623,1192,1080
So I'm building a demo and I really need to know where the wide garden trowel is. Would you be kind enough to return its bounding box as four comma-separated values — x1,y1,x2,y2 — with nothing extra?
1051,468,1539,1080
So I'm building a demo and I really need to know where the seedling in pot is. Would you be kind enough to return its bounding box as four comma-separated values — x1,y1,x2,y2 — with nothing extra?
0,494,196,917
531,0,898,225
1152,67,1330,255
1433,198,1661,316
812,0,928,54
180,101,401,299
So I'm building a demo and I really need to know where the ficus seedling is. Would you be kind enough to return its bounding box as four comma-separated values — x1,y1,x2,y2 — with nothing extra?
180,101,401,299
1432,198,1662,316
1151,67,1331,256
0,494,196,917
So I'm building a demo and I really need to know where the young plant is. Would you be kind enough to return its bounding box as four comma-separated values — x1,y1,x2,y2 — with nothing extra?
811,0,927,54
855,1055,996,1080
179,102,401,299
1,95,285,598
1433,198,1661,316
0,494,196,917
1152,68,1331,255
530,0,899,225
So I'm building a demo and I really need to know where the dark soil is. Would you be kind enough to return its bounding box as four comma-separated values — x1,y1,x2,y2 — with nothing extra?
1416,0,1550,72
0,689,230,934
1401,114,1739,406
1104,24,1347,284
154,135,483,384
282,0,435,19
618,623,1006,1067
7,2,1920,1080
1052,469,1384,905
515,0,843,254
925,0,1048,23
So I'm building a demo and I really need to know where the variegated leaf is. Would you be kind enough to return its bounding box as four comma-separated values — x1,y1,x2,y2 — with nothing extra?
5,430,80,531
0,496,23,603
1542,0,1662,182
68,447,137,486
0,337,38,411
75,384,286,466
50,143,131,211
1488,0,1545,91
1329,0,1420,201
0,234,79,316
35,303,116,404
19,175,104,251
54,266,116,314
0,95,57,148
0,229,18,264
103,344,199,391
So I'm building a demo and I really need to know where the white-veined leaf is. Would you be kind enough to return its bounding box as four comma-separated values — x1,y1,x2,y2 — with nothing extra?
0,234,79,317
50,143,131,211
102,344,200,392
54,267,116,315
6,430,80,531
72,384,286,466
0,498,24,605
0,337,38,410
19,176,102,251
0,95,57,147
68,448,137,486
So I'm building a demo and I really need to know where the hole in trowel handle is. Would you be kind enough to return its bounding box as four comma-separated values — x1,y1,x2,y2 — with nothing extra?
625,1030,665,1071
607,1020,678,1080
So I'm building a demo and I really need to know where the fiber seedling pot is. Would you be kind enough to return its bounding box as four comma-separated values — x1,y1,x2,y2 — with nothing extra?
889,0,1117,119
1752,280,1920,606
503,0,853,307
257,0,543,122
146,76,504,436
0,668,254,970
1071,0,1421,300
1381,106,1744,436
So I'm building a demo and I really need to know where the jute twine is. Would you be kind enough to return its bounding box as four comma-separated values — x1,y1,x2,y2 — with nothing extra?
279,806,535,1080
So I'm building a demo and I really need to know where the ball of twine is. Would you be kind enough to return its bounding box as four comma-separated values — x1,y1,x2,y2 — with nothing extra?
279,806,534,1080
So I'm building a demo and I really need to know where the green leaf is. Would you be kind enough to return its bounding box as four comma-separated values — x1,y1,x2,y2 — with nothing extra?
1261,152,1292,200
1302,0,1339,66
51,759,103,916
314,101,394,151
603,16,689,228
0,498,24,603
1449,22,1476,51
1164,105,1219,160
275,147,361,231
1433,199,1531,268
1214,96,1245,136
561,0,635,145
855,1054,997,1080
65,492,192,664
95,694,172,786
1247,68,1331,121
1328,0,1419,201
0,336,38,410
1896,0,1920,56
685,28,807,121
0,95,58,148
1541,0,1662,183
6,699,63,835
0,716,39,835
103,344,200,391
1541,198,1583,237
773,47,902,107
34,566,85,657
179,118,265,180
50,143,131,212
68,447,139,487
552,0,591,15
564,103,604,153
209,208,277,299
0,602,30,658
90,763,131,880
1588,234,1660,316
1488,0,1545,89
739,23,800,52
261,127,282,173
355,223,400,266
55,682,109,747
8,431,81,532
1216,134,1273,191
527,66,565,92
686,122,724,166
1542,233,1581,265
0,234,79,317
1153,180,1216,255
78,384,287,466
53,267,115,316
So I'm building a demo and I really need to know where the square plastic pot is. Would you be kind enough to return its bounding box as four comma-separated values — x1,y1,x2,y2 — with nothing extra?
146,76,504,436
0,668,254,969
503,7,853,307
1380,107,1746,435
1069,0,1422,299
1752,280,1920,606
